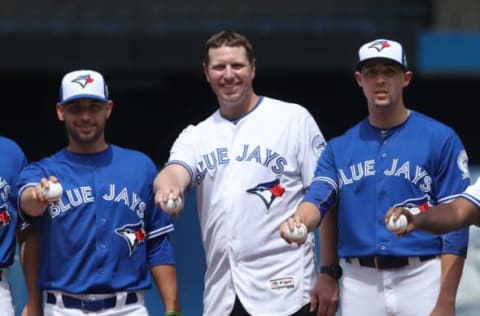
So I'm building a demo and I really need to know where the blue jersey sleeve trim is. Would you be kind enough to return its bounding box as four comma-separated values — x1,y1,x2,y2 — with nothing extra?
437,193,464,204
459,193,480,208
303,177,337,219
441,228,469,257
148,234,175,266
17,182,45,218
147,224,174,240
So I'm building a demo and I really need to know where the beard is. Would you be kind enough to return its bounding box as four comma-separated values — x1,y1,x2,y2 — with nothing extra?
66,123,104,145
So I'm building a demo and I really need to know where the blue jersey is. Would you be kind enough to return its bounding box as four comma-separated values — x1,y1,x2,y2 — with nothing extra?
304,111,470,258
16,145,175,293
0,136,27,267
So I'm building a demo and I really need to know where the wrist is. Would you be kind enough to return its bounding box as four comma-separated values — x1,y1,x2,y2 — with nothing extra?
320,263,343,280
165,311,182,316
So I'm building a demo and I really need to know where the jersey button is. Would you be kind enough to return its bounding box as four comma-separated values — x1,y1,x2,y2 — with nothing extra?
381,153,387,158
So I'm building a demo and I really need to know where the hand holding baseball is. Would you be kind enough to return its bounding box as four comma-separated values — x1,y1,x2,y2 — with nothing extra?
160,192,183,216
384,207,413,236
386,214,407,233
281,220,308,244
42,180,63,202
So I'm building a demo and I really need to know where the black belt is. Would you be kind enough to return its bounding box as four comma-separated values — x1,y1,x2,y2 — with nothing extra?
346,255,437,270
46,292,138,312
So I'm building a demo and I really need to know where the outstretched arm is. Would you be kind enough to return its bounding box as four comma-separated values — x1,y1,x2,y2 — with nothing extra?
153,164,191,215
280,201,321,244
385,198,480,235
20,176,61,217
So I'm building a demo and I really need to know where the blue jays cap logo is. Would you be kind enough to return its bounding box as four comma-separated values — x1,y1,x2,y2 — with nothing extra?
247,179,285,213
358,38,407,70
72,74,95,88
0,204,10,229
115,221,146,256
368,40,391,52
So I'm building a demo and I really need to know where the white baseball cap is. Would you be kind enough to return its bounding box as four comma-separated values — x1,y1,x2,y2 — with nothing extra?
59,70,109,105
356,39,407,71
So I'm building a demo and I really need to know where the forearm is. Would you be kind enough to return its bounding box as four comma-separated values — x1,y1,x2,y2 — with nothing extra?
153,165,190,194
20,187,48,217
414,199,479,234
319,207,339,265
436,254,465,309
17,226,43,315
150,265,181,312
295,202,322,232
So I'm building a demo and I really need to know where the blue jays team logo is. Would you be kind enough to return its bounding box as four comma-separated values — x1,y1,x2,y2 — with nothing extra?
115,222,146,256
71,74,95,88
312,134,326,156
0,204,10,229
246,179,285,213
457,149,470,180
368,40,391,52
392,195,433,215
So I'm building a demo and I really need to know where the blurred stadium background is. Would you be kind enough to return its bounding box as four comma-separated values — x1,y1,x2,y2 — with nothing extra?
3,0,480,315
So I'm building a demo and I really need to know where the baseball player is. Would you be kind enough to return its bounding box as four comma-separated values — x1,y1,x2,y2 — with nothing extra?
385,175,480,235
154,31,326,315
281,39,470,316
16,69,181,316
0,136,28,316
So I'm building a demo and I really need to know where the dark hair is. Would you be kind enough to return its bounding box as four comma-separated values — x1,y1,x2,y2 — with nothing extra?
203,31,255,65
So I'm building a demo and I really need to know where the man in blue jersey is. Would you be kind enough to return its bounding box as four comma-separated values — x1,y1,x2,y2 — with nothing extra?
16,69,181,316
0,136,31,316
281,39,470,316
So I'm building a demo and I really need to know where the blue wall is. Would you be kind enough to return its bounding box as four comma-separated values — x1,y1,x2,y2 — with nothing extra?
418,31,480,74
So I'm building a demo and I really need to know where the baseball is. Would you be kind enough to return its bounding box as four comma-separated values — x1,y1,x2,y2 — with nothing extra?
160,193,183,215
43,181,63,201
284,223,308,242
387,214,408,233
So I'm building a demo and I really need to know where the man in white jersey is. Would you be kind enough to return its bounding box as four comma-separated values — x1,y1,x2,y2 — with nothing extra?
386,176,480,234
153,30,326,316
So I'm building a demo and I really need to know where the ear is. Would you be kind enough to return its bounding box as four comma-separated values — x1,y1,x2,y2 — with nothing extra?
403,71,413,88
250,60,256,80
202,62,211,83
354,71,362,87
105,100,114,119
56,103,65,121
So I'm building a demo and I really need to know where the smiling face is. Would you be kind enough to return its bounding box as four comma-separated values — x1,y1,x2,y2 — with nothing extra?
56,98,113,153
355,59,412,111
203,45,256,118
